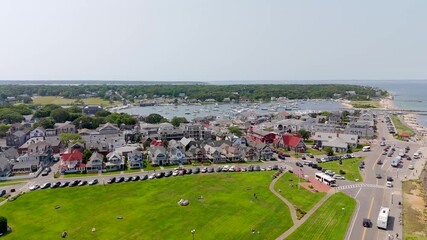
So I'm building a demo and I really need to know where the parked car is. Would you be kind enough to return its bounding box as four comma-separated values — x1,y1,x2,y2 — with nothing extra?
295,162,303,167
216,166,223,172
88,179,98,185
172,170,179,177
316,166,322,171
141,175,148,180
0,190,6,197
301,155,306,160
186,169,193,174
207,167,214,173
133,176,140,181
41,182,51,189
115,177,125,183
386,181,393,188
155,172,165,178
194,167,200,174
164,171,172,177
408,165,414,170
254,165,261,171
278,154,286,160
78,180,88,186
51,182,61,189
407,156,412,160
59,182,70,188
70,180,80,187
272,165,279,170
107,177,116,184
29,184,40,191
363,218,372,228
201,167,207,173
376,173,382,179
247,165,254,172
387,176,393,182
333,174,345,180
308,153,314,158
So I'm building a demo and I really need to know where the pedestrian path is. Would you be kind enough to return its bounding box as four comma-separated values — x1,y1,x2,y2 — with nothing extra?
335,183,389,191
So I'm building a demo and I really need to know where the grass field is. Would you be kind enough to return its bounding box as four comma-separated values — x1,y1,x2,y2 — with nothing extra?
318,157,364,182
32,96,118,106
350,100,382,109
402,180,427,240
0,172,293,240
286,192,356,240
390,114,415,137
274,172,326,219
0,180,27,187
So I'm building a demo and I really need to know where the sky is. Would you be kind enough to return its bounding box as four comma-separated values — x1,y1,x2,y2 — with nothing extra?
0,1,426,82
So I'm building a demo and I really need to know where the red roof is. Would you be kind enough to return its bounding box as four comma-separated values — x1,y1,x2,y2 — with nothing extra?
282,135,303,148
399,132,410,137
61,149,83,162
151,139,163,147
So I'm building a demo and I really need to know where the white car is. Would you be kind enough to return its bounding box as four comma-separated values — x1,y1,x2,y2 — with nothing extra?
29,184,40,191
408,165,415,170
333,174,345,180
201,167,207,173
386,181,393,188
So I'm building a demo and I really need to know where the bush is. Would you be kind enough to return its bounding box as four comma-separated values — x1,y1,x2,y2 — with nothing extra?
0,216,7,234
339,169,346,175
308,185,314,189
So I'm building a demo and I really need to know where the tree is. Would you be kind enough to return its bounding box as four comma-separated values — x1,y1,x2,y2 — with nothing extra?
171,117,188,127
0,216,7,234
105,113,137,125
0,109,24,124
59,133,82,144
83,149,92,164
50,108,70,123
33,118,55,129
0,124,10,138
324,146,334,156
95,109,111,117
297,129,311,140
145,113,167,124
228,126,243,137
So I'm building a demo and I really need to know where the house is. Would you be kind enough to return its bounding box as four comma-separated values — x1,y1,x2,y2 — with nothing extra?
18,136,61,155
127,150,143,169
180,137,197,151
219,143,242,162
97,123,121,135
280,134,306,153
247,140,274,160
185,146,206,163
168,146,189,165
204,144,226,163
83,105,102,115
0,157,12,177
328,112,342,125
181,123,211,141
344,122,375,138
275,119,305,133
6,130,29,147
313,132,359,153
60,149,85,173
242,145,259,161
105,151,124,171
311,124,338,134
45,129,57,136
158,123,184,140
275,111,293,121
30,127,46,139
147,146,168,166
55,122,77,134
247,128,277,144
0,148,19,160
86,152,104,173
12,160,40,174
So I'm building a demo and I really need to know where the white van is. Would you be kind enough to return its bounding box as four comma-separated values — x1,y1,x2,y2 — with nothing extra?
362,146,371,152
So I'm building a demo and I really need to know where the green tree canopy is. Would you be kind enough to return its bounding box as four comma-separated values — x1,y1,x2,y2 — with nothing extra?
145,113,167,124
171,117,188,127
95,109,111,117
83,149,92,164
0,124,10,138
297,129,311,140
324,146,334,156
59,133,82,144
228,126,243,137
105,112,137,125
33,118,55,129
0,109,24,124
50,108,70,123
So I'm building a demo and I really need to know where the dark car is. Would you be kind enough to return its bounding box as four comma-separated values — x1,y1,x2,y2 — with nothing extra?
186,169,193,174
164,171,172,177
311,163,318,169
78,180,88,186
301,155,306,160
59,182,70,188
377,160,383,165
41,182,52,189
272,165,279,170
107,177,116,184
407,156,412,160
51,182,61,189
133,176,140,181
254,165,261,171
116,177,125,183
376,174,382,179
141,175,148,180
295,162,303,167
278,154,286,160
125,176,133,182
208,167,214,173
216,167,223,172
70,180,80,187
0,190,6,197
316,166,323,171
155,172,165,178
89,179,99,185
193,167,200,174
363,218,372,228
387,176,393,182
247,165,254,172
282,153,291,157
316,158,321,163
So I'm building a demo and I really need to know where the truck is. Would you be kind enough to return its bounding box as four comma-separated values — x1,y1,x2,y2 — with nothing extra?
377,207,390,229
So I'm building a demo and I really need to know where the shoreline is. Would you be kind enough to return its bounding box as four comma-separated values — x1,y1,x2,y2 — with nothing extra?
379,95,427,139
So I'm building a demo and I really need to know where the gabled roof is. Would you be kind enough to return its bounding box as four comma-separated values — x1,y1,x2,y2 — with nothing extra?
282,135,304,148
61,149,83,162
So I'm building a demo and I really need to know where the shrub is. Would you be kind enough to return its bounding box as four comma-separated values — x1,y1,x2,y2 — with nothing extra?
0,216,7,234
339,169,346,175
308,185,314,189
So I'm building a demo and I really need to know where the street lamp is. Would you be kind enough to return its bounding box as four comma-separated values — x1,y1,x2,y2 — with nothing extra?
191,229,196,240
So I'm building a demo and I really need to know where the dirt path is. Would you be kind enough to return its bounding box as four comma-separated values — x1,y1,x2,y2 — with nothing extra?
269,172,334,240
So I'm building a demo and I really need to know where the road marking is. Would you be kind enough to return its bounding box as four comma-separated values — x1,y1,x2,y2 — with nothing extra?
345,198,361,240
376,188,388,240
355,187,362,198
362,197,375,240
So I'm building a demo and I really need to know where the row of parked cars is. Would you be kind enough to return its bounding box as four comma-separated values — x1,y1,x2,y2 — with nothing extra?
30,179,99,191
315,153,355,163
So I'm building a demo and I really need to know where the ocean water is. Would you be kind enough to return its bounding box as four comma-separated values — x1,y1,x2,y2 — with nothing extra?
210,80,427,127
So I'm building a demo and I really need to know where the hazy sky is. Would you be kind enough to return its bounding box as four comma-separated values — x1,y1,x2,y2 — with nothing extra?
1,1,426,81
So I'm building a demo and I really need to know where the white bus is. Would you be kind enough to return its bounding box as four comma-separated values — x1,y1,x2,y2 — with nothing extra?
315,172,337,186
377,207,390,229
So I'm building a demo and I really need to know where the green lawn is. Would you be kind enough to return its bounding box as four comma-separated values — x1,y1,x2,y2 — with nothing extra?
0,180,28,187
63,173,99,178
32,96,118,107
274,172,326,219
350,100,382,109
305,147,327,156
318,157,364,182
286,192,356,240
0,172,293,240
390,114,415,137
